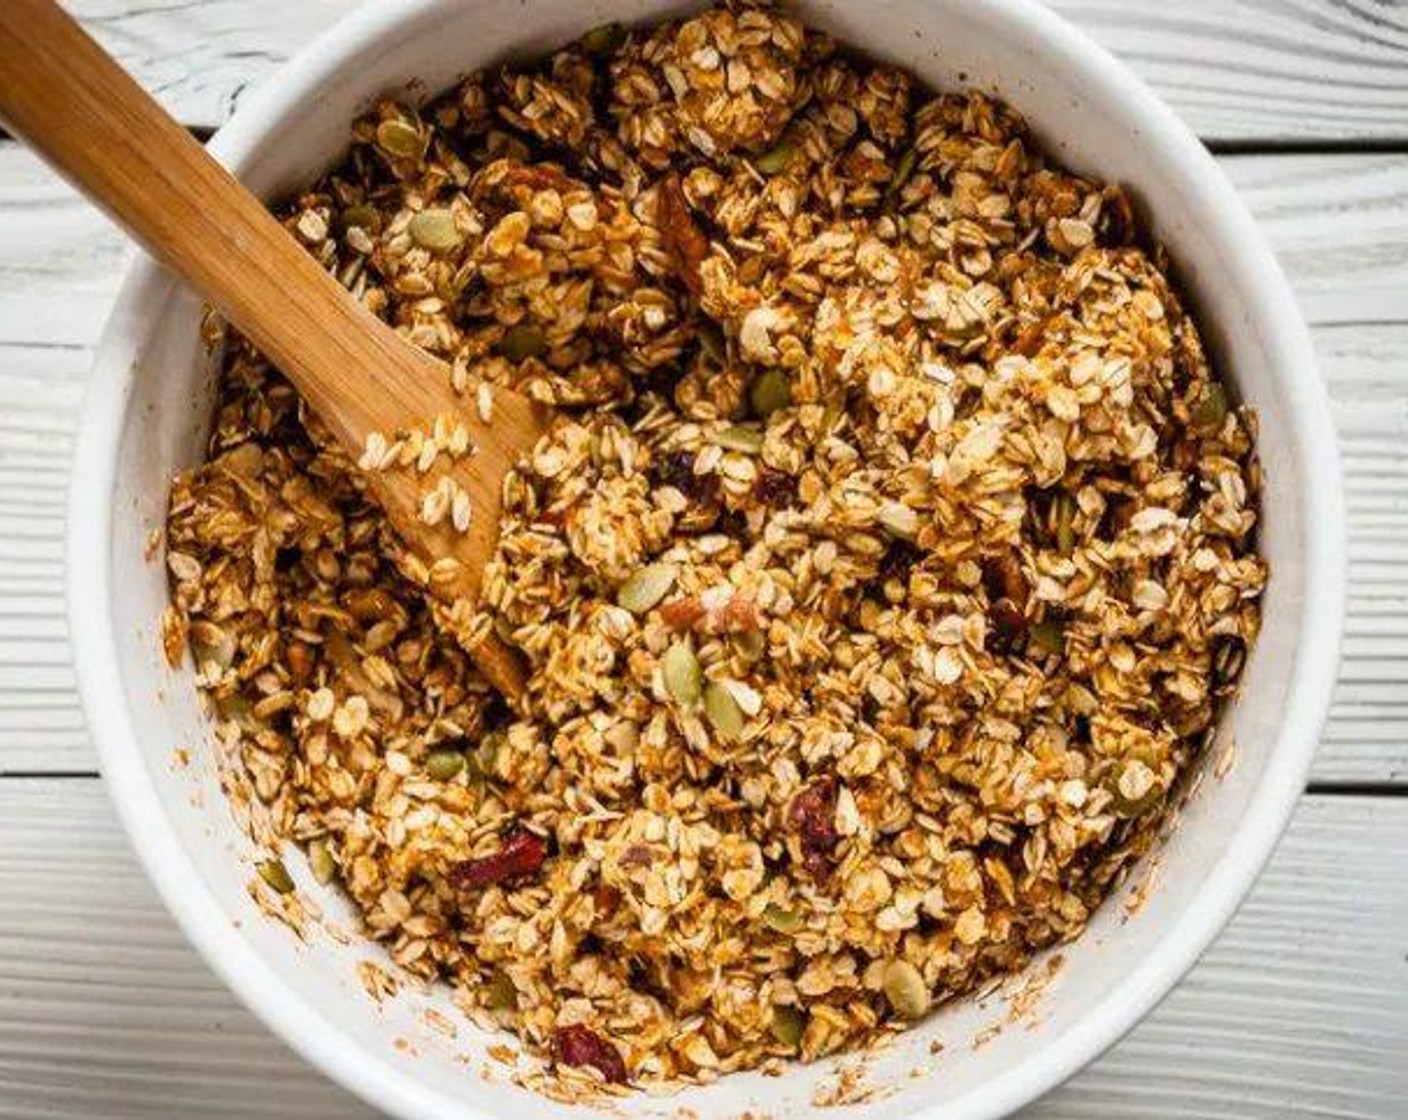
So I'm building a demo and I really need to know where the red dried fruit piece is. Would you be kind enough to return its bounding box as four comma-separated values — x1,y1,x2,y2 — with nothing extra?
981,552,1030,653
752,467,797,508
552,1024,628,1084
982,553,1029,608
986,597,1026,654
590,882,622,917
658,173,708,297
449,826,547,890
789,776,841,877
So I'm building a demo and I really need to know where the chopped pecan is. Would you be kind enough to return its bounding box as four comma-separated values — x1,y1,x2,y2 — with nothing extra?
552,1024,628,1083
657,173,708,297
660,587,760,634
449,826,547,890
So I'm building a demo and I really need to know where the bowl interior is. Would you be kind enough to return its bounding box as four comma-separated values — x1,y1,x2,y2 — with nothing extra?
80,2,1336,1118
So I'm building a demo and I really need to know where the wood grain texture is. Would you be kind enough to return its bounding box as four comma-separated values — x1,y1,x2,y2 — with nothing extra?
0,780,1402,1118
2,146,1406,779
53,0,1408,141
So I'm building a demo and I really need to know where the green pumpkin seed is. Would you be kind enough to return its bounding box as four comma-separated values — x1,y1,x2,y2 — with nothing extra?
883,147,918,208
762,903,802,933
698,321,726,364
749,369,791,418
375,118,423,159
425,748,466,780
340,203,382,235
308,838,337,885
703,681,745,740
487,968,518,1014
257,858,295,895
1191,382,1228,430
617,563,677,614
580,21,626,57
1028,618,1066,656
715,425,764,454
770,1005,805,1049
408,208,462,252
883,959,929,1020
662,642,702,707
497,323,547,361
754,137,794,176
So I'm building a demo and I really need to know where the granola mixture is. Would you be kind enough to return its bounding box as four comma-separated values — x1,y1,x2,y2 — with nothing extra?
162,2,1266,1093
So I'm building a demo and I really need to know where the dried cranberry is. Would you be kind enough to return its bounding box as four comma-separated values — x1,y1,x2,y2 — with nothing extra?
986,597,1026,653
752,468,797,508
552,1024,628,1084
449,826,547,890
982,553,1029,609
650,450,718,505
590,882,622,918
789,777,841,877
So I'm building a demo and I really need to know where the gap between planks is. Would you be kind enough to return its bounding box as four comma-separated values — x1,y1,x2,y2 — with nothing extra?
53,0,1408,142
2,148,1407,780
0,780,1403,1119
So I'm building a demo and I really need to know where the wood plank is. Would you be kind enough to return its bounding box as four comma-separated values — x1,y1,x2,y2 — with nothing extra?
0,780,1401,1118
55,0,1408,141
1,146,1406,780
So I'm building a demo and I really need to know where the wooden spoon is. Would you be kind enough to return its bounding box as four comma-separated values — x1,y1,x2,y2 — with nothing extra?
0,0,550,703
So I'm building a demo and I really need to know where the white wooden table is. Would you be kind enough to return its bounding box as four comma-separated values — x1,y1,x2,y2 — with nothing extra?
1,2,1406,1116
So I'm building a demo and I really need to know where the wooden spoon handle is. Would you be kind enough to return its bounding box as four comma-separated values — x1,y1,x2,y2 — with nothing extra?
0,0,415,454
0,0,539,706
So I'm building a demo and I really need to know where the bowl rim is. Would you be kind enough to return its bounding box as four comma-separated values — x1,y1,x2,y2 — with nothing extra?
67,1,1346,1117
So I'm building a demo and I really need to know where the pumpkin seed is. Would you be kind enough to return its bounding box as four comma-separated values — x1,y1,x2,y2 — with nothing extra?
761,903,802,933
425,748,466,780
308,838,337,885
883,959,929,1020
754,137,794,176
1054,491,1075,555
257,858,295,895
408,208,462,252
580,21,626,57
1028,618,1066,655
749,369,791,418
487,968,518,1015
703,681,745,740
340,204,381,235
698,321,726,364
884,146,918,208
715,425,764,454
617,563,677,614
770,1005,805,1049
1191,382,1228,430
498,323,547,362
662,642,702,707
375,118,423,159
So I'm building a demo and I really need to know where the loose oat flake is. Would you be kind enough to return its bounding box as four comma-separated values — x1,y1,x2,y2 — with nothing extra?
163,1,1265,1095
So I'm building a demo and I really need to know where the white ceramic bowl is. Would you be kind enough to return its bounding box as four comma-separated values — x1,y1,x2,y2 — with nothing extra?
68,2,1346,1118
